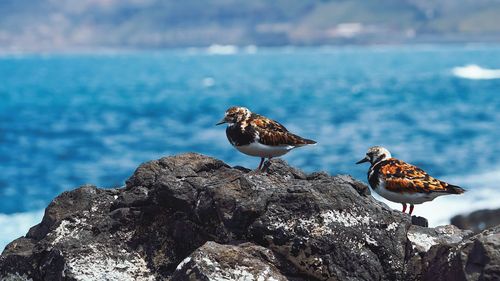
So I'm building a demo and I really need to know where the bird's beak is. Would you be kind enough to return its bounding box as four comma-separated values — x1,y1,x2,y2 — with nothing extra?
215,118,226,126
356,157,369,164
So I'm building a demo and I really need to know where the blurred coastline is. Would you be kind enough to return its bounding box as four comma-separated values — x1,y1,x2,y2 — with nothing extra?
2,0,500,52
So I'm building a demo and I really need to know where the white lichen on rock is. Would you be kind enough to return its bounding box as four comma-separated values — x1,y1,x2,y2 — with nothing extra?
0,272,33,281
364,233,378,246
386,222,399,231
407,231,437,252
195,254,279,281
177,242,285,281
46,216,154,281
50,218,87,245
64,246,154,281
269,209,376,238
408,225,472,254
320,210,372,228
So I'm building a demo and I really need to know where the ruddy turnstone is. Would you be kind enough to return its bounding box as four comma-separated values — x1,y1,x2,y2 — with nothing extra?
356,146,465,215
216,106,316,171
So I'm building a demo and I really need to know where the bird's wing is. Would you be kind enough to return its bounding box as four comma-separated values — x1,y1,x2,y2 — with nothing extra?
379,159,452,193
249,114,316,146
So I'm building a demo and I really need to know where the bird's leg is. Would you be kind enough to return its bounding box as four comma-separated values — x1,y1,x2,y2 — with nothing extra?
260,157,272,172
256,157,265,172
402,203,407,213
409,204,415,215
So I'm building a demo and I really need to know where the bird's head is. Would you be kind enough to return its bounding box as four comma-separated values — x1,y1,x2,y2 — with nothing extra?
356,146,392,165
216,106,252,125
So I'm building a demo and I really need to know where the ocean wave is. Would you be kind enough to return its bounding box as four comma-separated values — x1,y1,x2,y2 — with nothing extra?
452,64,500,80
0,210,44,251
445,167,500,188
243,45,258,54
1,46,499,234
206,44,238,55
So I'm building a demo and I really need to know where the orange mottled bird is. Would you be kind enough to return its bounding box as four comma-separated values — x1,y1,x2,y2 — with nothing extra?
356,146,465,215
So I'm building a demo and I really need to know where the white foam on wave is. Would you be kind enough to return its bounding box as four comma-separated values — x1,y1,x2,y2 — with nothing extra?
374,168,500,227
448,168,500,188
206,44,238,55
243,45,258,54
452,64,500,80
0,210,44,251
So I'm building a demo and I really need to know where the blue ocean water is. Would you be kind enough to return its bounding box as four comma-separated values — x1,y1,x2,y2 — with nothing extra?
1,46,500,246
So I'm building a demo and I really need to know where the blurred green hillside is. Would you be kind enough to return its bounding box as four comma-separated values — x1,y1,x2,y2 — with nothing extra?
1,0,500,51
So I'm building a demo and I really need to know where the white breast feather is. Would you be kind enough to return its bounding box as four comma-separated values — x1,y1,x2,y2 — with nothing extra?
235,142,295,158
375,180,448,204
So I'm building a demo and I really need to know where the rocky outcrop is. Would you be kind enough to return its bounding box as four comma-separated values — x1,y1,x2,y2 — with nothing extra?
0,153,498,281
405,224,474,280
451,208,500,234
422,226,500,281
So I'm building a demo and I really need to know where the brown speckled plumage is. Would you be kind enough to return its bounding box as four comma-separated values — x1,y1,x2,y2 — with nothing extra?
358,146,465,215
221,106,316,147
249,114,316,146
217,106,316,171
377,158,464,194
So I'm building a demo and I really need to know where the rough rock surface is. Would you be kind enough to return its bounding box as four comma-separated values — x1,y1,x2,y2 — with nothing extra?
405,225,474,281
422,226,500,281
171,241,288,281
0,153,498,281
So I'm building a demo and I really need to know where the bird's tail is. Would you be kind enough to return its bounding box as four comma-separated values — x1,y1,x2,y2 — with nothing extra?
447,184,466,194
295,137,317,146
303,138,317,145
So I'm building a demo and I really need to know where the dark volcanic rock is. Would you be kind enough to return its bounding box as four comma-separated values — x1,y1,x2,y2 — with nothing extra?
0,153,497,281
405,225,474,281
411,216,429,228
408,225,473,254
451,208,500,234
422,226,500,281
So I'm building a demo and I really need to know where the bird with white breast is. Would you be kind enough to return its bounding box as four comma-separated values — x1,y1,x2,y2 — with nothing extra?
356,146,465,215
216,106,316,171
